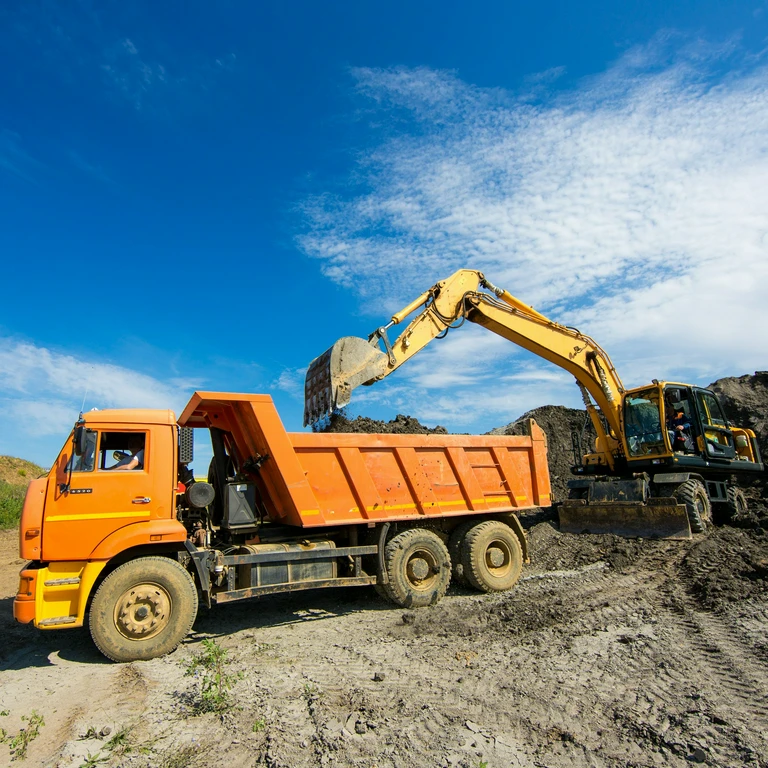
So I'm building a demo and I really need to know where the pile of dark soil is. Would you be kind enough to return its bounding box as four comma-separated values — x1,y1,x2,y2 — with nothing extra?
320,411,448,434
709,371,768,458
679,525,768,612
709,372,768,515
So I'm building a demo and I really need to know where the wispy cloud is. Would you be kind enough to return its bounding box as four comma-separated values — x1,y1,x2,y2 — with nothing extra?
100,38,237,113
271,367,308,398
0,338,196,454
298,35,768,429
5,5,236,115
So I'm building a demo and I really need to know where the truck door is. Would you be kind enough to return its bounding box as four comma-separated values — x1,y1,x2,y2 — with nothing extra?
43,426,171,561
692,388,736,462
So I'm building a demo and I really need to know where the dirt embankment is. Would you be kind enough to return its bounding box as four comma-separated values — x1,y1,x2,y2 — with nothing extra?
0,456,46,488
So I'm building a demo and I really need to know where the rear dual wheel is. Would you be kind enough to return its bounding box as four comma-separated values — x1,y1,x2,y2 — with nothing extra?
379,529,451,608
460,520,523,594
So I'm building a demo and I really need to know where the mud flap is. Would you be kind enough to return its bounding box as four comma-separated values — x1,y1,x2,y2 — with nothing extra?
558,498,692,540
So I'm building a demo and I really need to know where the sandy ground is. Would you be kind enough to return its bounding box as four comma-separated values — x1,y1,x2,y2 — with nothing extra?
1,518,767,768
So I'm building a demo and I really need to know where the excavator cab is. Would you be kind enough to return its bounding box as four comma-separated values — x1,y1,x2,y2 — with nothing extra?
624,383,745,469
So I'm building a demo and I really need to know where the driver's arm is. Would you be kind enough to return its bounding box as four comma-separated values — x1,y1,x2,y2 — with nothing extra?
111,455,140,471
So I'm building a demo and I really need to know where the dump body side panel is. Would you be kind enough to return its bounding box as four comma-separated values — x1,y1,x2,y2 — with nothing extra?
289,427,550,525
179,393,551,528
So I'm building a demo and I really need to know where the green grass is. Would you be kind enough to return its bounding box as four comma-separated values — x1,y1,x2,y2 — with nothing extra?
184,639,241,713
0,480,26,530
8,711,45,760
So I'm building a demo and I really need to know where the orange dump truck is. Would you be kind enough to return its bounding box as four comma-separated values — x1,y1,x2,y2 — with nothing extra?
14,392,551,661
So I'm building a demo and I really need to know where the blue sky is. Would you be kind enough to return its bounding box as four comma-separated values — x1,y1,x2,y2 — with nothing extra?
1,1,768,467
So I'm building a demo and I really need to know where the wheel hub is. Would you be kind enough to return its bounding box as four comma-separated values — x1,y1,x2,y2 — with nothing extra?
487,546,505,568
407,556,430,581
114,584,171,640
485,541,511,575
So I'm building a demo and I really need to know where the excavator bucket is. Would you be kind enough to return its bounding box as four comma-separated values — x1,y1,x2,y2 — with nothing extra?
304,336,389,427
558,498,692,539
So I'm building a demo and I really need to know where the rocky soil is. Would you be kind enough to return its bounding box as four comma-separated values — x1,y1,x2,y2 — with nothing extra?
0,374,766,768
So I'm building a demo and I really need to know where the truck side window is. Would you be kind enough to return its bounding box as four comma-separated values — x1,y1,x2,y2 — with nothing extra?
67,430,98,472
99,432,147,471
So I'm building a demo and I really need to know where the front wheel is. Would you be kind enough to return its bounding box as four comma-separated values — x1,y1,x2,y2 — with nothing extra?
89,556,198,662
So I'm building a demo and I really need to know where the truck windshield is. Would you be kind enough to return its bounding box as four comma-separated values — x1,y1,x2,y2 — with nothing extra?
624,389,664,457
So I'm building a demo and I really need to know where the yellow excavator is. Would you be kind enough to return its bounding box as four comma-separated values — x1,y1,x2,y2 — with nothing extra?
304,269,763,538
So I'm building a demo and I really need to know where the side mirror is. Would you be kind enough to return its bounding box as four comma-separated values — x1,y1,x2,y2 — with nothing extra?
73,425,87,456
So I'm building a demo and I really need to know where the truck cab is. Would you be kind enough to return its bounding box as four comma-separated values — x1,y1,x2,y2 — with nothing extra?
14,409,186,632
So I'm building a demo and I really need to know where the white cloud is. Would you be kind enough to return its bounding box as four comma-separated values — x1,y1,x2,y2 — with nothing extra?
271,367,307,398
298,36,768,429
0,338,196,462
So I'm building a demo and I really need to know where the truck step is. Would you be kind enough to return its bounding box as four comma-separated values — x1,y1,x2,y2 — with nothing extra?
38,616,78,626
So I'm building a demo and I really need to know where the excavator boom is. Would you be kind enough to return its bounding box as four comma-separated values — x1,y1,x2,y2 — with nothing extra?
305,270,625,469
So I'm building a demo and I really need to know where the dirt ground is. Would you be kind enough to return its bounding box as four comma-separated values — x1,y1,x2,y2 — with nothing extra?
2,515,767,768
2,373,767,767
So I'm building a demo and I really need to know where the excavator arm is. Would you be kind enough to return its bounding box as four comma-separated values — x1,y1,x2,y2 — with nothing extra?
304,269,626,469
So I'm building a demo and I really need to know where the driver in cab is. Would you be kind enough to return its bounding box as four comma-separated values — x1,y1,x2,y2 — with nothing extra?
110,435,145,471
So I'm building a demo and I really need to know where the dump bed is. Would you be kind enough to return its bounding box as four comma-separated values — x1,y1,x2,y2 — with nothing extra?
179,392,551,528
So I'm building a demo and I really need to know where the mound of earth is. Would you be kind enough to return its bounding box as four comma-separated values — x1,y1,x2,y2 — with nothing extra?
320,411,448,434
709,371,768,456
709,372,768,511
0,456,45,488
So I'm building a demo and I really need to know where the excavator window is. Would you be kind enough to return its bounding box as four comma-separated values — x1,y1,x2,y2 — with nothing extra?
624,389,665,457
695,391,728,428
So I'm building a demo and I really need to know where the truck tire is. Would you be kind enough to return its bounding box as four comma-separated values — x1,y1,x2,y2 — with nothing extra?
448,520,476,586
461,520,523,593
380,529,450,608
89,556,198,662
674,479,711,533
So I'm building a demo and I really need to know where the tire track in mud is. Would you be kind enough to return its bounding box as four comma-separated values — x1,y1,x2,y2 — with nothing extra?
458,541,767,767
660,602,768,721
